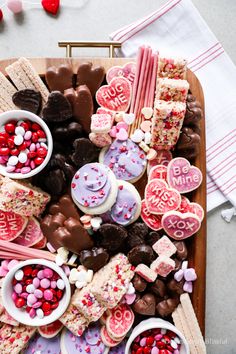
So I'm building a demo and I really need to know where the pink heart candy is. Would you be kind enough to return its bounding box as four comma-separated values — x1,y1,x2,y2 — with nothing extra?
162,211,201,240
145,179,181,215
106,62,136,85
7,0,23,13
7,259,19,270
0,266,8,277
116,128,128,141
125,293,136,305
116,121,129,131
109,126,117,138
96,77,132,112
167,157,202,193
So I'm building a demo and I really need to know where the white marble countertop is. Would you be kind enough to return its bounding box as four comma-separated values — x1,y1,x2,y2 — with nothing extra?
0,1,236,352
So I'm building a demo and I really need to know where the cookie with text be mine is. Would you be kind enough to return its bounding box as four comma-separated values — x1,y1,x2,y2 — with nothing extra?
162,211,201,240
96,77,132,112
145,179,181,215
178,196,204,221
167,157,202,193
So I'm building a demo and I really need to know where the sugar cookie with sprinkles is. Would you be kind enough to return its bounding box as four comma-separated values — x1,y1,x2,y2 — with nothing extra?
71,162,118,215
99,138,147,183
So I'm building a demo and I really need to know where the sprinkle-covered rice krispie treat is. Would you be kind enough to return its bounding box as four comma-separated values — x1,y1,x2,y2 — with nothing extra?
158,57,187,79
156,78,189,102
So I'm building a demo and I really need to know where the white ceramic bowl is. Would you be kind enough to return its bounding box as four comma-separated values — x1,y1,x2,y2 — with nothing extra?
0,110,53,179
2,259,71,326
125,318,190,354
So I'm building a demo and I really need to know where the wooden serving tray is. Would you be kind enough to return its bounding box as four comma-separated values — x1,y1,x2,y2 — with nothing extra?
0,57,206,335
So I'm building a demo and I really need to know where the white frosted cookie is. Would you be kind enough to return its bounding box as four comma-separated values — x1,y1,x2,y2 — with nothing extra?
71,162,118,215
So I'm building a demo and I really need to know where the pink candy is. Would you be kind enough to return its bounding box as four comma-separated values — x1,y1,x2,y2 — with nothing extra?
34,289,43,299
27,294,37,305
44,289,53,301
43,268,53,279
40,278,50,289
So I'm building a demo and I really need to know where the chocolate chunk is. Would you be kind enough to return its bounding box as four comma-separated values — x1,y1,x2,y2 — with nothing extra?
128,245,154,266
79,247,109,272
43,91,72,122
132,274,147,293
52,121,83,142
45,64,74,93
127,222,149,249
70,138,99,168
184,93,203,126
167,278,185,295
175,127,201,160
40,195,94,254
145,231,161,246
97,223,128,252
76,62,105,97
156,297,180,317
12,89,42,114
65,86,93,134
150,279,167,298
132,293,156,316
173,241,188,260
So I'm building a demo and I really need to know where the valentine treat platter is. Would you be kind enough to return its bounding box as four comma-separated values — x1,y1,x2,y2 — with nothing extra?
0,49,206,354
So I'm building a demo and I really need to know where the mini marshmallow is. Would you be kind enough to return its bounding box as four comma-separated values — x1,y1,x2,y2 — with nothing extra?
146,148,157,160
115,112,125,123
152,235,177,257
183,281,193,293
141,107,153,119
184,268,197,282
135,264,157,282
182,260,188,270
69,268,80,284
75,281,87,289
139,141,150,153
174,269,184,282
151,255,175,277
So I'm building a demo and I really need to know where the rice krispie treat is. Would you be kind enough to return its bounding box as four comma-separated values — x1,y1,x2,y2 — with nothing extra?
158,57,187,79
156,78,189,102
59,303,89,337
0,176,50,217
0,324,36,354
151,100,186,150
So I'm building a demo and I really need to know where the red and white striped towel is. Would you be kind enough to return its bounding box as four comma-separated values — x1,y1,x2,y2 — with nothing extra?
110,0,236,212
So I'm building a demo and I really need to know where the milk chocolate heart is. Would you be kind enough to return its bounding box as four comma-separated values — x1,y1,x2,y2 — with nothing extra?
162,211,201,240
97,223,128,252
79,247,109,272
45,64,74,92
167,157,202,193
12,89,42,114
175,127,201,160
141,200,162,231
156,298,180,317
145,179,181,215
64,86,93,133
132,274,147,293
132,293,156,316
43,91,72,122
96,77,132,112
184,93,203,126
106,62,136,85
0,210,27,241
150,279,167,298
70,138,99,168
173,241,188,260
49,194,80,219
76,62,105,97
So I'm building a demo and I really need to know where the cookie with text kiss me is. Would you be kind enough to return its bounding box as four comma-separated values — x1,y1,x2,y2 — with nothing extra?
145,179,181,215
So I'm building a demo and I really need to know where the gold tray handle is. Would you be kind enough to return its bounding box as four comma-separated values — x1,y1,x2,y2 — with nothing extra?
58,41,122,58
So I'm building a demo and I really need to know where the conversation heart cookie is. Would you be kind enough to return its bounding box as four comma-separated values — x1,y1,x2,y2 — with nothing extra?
147,150,172,174
167,157,202,193
148,164,167,182
106,62,136,85
96,77,132,112
23,333,60,354
13,216,44,247
145,179,181,215
141,200,162,231
106,304,134,339
101,326,124,347
162,211,201,240
110,180,141,226
0,210,28,241
178,196,204,221
71,163,118,215
99,138,147,183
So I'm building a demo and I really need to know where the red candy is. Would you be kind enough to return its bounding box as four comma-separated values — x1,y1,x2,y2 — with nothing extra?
15,297,25,308
146,337,154,346
5,123,15,134
23,266,33,276
42,301,51,312
34,157,44,165
37,129,46,139
31,123,41,131
37,147,47,158
18,142,27,151
0,147,9,155
32,132,39,143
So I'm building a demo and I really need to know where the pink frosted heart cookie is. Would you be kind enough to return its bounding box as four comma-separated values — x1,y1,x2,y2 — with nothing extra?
141,200,162,231
167,157,202,193
106,62,136,85
148,165,167,182
99,138,147,183
178,196,204,221
0,210,28,241
145,179,181,215
96,77,132,112
71,163,118,215
162,211,201,240
13,217,44,247
147,150,172,174
110,180,141,226
106,304,134,339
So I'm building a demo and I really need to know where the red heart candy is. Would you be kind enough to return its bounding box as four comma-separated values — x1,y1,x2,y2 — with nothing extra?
141,200,162,231
106,62,136,85
162,211,201,240
41,0,60,15
96,77,132,112
145,179,181,215
0,210,28,241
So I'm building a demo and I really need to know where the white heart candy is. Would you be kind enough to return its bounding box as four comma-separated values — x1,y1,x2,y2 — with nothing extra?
123,113,135,125
131,129,145,143
141,107,153,119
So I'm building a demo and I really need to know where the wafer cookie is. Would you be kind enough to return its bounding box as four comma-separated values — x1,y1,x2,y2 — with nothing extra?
6,57,49,104
0,72,17,112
